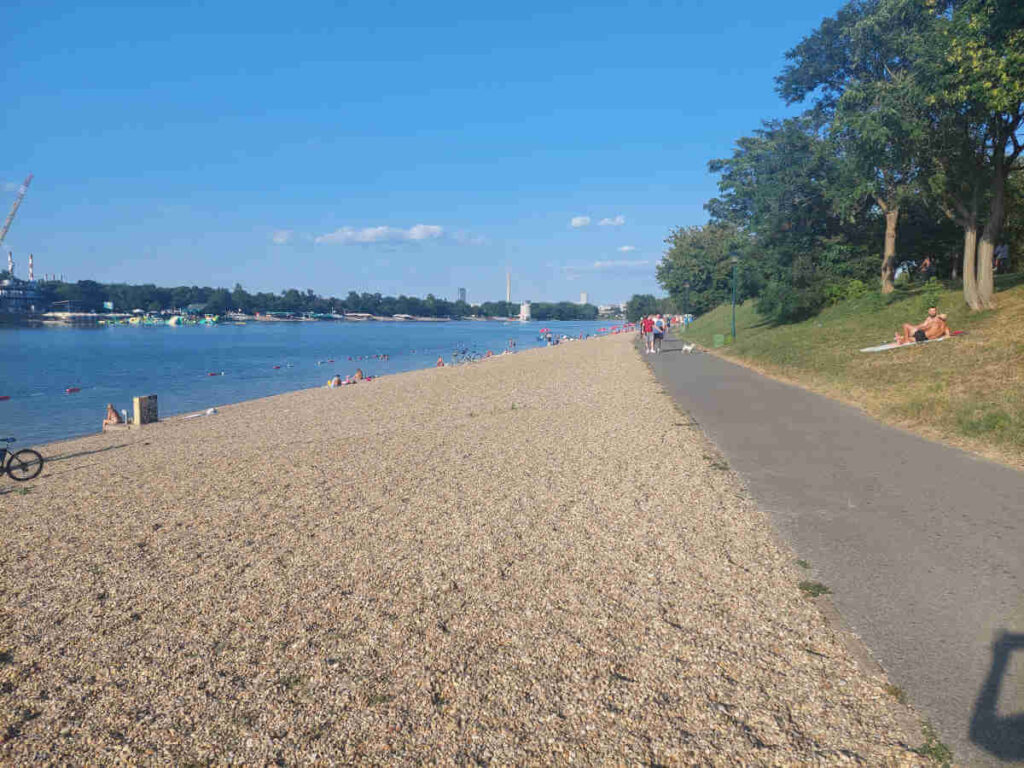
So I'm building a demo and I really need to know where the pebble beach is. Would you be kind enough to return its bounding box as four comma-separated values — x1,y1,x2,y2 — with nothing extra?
1,334,927,765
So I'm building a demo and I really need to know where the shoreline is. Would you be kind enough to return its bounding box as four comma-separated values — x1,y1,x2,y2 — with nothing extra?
1,335,921,764
28,337,598,454
3,320,621,449
3,314,625,328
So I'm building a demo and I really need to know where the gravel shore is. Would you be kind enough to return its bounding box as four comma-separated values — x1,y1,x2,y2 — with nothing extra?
1,335,927,765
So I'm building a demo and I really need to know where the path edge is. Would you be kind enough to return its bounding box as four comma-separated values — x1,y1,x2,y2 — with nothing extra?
636,340,930,757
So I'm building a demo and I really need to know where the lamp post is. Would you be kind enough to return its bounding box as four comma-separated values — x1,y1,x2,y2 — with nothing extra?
730,255,739,340
683,281,690,329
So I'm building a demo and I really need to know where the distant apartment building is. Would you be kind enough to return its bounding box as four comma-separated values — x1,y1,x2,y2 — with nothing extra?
519,300,531,321
579,291,589,305
598,303,626,318
458,287,467,304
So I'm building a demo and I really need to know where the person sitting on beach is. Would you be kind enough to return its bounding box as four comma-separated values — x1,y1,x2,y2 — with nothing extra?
353,368,364,381
436,356,445,367
898,310,951,344
102,403,123,428
328,374,342,388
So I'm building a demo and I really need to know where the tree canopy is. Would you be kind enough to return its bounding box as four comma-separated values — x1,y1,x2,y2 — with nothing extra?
658,0,1022,321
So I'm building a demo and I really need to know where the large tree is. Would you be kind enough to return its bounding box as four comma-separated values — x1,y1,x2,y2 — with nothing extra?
706,116,876,322
777,0,934,293
937,0,1024,308
656,222,758,317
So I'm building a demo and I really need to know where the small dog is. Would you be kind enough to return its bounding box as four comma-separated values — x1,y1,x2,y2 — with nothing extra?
681,343,696,354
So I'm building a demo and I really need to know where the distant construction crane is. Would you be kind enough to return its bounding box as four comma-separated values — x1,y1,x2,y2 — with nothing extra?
0,174,33,252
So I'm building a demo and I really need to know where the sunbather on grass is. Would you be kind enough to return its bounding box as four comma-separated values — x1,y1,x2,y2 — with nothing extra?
897,310,951,344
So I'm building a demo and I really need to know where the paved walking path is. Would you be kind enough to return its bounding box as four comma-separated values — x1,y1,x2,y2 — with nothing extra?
648,342,1024,767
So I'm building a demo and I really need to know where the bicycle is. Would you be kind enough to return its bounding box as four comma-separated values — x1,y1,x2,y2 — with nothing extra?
1,438,44,481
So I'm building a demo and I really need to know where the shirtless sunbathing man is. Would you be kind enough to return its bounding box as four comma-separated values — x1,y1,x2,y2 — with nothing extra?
898,308,951,343
899,307,938,342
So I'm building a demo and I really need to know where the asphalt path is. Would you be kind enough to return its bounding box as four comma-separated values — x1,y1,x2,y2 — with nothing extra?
647,340,1024,767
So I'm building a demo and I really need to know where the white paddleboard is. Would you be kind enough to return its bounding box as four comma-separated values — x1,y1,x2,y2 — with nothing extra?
860,336,949,353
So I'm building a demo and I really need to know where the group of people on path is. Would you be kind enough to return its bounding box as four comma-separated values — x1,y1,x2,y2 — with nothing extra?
640,313,669,354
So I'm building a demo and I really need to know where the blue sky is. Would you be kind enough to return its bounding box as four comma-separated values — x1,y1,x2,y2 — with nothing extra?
2,0,843,304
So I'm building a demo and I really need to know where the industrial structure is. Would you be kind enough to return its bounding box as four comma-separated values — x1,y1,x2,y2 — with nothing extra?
0,174,32,253
506,272,511,303
1,251,42,314
0,174,44,316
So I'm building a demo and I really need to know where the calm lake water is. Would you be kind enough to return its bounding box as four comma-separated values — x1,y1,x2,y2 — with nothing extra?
0,319,615,448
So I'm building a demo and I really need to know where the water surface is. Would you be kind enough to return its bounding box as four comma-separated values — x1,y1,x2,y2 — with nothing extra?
1,320,613,447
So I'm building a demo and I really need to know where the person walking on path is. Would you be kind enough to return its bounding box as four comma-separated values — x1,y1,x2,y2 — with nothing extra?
641,315,655,353
653,313,666,353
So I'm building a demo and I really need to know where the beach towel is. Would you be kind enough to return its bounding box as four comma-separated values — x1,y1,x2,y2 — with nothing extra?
859,330,965,353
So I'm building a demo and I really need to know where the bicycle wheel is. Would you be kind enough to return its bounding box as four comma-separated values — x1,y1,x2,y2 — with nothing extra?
7,449,43,481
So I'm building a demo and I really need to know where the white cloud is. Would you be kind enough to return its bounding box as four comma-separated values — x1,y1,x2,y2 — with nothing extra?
598,215,626,227
315,224,445,245
2,181,20,193
570,216,591,228
406,224,443,241
271,229,293,245
617,245,636,252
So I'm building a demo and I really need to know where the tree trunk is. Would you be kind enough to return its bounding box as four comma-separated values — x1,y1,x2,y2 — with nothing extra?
880,205,899,294
963,225,981,310
977,165,1006,310
977,238,996,308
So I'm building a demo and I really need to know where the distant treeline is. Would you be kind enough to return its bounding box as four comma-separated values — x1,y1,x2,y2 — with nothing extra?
655,0,1024,323
623,294,678,323
33,279,600,320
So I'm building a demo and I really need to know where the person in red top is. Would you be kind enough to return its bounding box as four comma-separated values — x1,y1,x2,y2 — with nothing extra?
641,315,655,354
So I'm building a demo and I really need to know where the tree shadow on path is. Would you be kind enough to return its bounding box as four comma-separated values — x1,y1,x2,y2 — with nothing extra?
970,630,1024,761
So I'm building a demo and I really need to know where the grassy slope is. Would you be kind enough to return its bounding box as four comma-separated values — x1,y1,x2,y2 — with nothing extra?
681,275,1024,469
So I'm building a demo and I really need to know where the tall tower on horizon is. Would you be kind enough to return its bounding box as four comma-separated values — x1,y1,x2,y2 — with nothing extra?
28,253,34,281
580,291,589,305
458,287,467,304
506,272,511,303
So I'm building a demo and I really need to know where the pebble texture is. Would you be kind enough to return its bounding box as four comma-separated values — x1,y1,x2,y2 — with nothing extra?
1,335,927,765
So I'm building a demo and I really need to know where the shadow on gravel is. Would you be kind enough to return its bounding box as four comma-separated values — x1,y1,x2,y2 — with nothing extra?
14,442,139,484
970,630,1024,761
47,442,133,463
